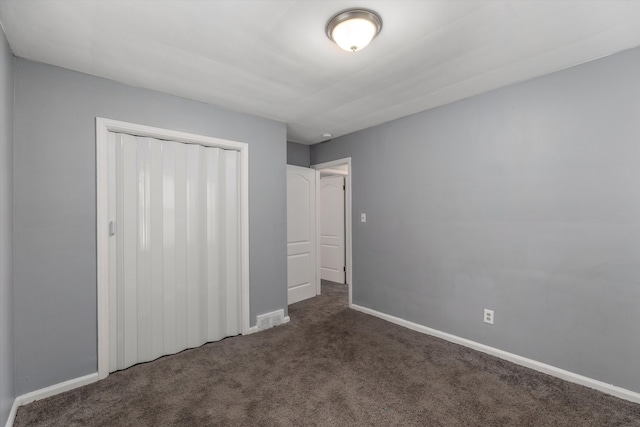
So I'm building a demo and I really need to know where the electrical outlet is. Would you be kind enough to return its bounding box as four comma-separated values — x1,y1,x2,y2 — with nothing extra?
484,309,494,325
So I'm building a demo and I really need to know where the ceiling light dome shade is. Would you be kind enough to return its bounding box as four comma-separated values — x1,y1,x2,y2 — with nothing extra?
326,9,382,52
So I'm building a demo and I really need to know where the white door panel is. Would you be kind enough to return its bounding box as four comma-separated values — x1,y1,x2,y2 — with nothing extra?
320,245,341,268
108,132,241,373
320,176,345,283
287,165,318,304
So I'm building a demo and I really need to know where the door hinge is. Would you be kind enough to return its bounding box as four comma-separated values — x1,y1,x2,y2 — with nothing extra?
343,266,346,272
343,185,345,190
109,221,116,236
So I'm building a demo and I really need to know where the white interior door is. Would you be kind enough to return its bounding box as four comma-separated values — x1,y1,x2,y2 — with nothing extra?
107,132,241,372
320,176,345,283
287,165,318,304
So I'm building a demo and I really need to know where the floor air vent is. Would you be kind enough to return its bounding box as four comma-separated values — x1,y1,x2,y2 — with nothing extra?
256,309,286,331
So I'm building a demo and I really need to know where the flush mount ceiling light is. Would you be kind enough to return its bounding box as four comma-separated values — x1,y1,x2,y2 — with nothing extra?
326,8,383,52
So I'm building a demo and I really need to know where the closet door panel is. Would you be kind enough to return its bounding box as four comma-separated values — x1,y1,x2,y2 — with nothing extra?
108,134,241,372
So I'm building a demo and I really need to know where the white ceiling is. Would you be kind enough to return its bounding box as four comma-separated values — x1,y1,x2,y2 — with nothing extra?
1,1,639,145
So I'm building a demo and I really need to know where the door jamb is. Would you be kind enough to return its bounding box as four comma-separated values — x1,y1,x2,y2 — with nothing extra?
311,158,353,307
96,117,251,380
315,170,321,296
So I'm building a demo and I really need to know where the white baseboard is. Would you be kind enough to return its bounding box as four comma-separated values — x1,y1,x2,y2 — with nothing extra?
351,304,640,404
5,373,99,427
4,313,295,427
14,307,635,425
4,399,18,427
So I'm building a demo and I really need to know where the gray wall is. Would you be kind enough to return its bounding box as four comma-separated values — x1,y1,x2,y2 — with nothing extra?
311,47,640,393
0,23,14,425
13,59,288,395
287,141,310,167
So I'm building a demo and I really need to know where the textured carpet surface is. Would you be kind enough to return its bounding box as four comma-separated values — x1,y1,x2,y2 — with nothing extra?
15,281,640,426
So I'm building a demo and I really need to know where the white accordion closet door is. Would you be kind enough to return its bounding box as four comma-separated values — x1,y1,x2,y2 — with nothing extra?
107,132,240,372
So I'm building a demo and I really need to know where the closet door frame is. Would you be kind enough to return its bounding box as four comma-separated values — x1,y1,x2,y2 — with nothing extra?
96,117,250,380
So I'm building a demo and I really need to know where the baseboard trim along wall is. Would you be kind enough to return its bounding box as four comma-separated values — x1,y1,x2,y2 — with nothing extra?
5,401,17,427
350,304,640,405
5,314,297,426
5,373,99,427
8,305,635,427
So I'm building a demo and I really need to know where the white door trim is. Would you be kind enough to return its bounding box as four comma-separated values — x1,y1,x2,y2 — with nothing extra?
96,117,250,380
312,158,352,307
315,170,321,295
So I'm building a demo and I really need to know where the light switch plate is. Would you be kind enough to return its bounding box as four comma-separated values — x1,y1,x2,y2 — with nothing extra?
360,213,367,223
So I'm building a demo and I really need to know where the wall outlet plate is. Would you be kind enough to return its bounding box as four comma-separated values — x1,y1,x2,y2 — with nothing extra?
484,309,494,325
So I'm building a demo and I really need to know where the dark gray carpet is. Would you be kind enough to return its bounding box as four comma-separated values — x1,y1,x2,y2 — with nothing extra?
15,280,640,426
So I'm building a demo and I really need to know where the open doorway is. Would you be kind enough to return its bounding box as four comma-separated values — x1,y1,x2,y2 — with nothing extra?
312,158,353,307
